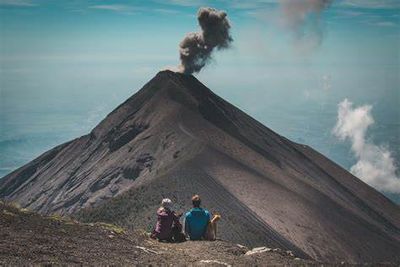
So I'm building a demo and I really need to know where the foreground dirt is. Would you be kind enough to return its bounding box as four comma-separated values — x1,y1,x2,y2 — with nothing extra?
1,201,397,266
0,201,318,266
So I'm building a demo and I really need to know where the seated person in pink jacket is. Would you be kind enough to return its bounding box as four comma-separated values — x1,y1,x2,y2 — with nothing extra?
151,198,183,242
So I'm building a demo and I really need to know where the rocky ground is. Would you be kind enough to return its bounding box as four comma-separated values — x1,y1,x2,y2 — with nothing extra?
1,201,398,266
0,200,317,266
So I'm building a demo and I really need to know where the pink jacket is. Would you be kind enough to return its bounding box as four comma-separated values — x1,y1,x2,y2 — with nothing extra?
153,208,181,240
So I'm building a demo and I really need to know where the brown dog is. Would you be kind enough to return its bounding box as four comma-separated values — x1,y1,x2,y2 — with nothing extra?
204,214,221,241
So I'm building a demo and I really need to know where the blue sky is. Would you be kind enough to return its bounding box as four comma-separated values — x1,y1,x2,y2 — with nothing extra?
0,0,399,201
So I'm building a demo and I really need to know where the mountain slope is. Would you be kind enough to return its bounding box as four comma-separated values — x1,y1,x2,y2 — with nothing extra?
1,70,400,263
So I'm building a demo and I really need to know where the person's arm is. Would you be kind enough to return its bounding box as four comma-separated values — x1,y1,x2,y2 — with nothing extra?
184,215,190,236
206,210,211,222
173,212,182,229
152,210,162,238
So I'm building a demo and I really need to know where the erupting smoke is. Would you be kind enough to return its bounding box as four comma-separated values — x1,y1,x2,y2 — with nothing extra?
279,0,333,49
178,7,233,74
333,99,400,193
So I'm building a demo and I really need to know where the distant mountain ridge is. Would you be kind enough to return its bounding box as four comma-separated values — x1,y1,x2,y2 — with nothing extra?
1,70,400,263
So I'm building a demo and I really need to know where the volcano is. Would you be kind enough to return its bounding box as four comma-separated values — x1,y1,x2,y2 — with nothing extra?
1,70,399,263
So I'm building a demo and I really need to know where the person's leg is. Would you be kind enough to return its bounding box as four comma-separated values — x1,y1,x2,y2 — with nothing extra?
171,225,186,242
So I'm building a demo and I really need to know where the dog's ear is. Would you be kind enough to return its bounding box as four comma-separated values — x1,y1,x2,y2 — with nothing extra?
211,214,221,223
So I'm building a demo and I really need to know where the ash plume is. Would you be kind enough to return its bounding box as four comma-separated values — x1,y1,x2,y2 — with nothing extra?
178,7,233,74
279,0,333,49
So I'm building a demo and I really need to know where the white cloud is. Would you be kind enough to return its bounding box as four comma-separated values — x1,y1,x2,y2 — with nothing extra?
0,0,36,6
339,0,400,9
333,99,400,193
159,0,207,7
336,9,365,17
229,0,278,10
322,75,331,91
153,8,181,14
372,21,397,27
89,4,135,13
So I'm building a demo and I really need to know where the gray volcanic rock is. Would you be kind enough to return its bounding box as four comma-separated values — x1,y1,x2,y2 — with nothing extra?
1,70,400,263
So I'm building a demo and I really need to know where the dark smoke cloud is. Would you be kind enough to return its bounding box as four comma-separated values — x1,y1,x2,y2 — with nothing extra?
178,7,233,74
279,0,333,49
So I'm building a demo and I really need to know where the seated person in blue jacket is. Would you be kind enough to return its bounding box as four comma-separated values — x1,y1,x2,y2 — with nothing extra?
184,194,220,240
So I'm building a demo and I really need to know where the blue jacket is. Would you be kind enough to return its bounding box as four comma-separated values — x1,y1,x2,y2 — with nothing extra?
184,208,210,240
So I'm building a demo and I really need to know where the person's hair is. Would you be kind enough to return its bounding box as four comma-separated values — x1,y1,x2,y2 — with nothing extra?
192,194,201,207
161,198,172,209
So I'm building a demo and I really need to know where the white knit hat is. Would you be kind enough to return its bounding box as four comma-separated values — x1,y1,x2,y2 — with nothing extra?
161,198,172,209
